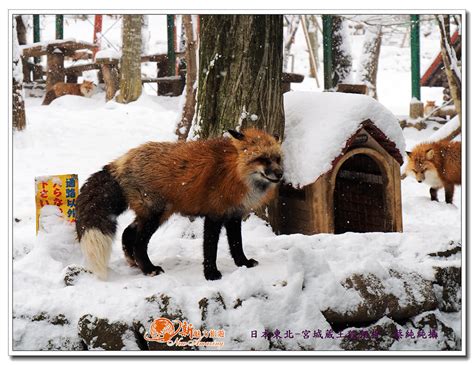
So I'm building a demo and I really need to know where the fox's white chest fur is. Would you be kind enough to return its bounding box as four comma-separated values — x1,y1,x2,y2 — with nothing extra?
424,169,443,188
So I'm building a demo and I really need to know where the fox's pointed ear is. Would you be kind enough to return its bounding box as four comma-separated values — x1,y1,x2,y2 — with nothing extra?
228,129,245,141
273,134,280,143
406,151,411,157
426,149,434,160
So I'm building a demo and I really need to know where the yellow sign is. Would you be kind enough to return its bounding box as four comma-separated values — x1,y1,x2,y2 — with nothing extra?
35,174,78,233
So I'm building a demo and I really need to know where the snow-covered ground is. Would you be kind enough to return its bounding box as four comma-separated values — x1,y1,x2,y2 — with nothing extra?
12,15,462,352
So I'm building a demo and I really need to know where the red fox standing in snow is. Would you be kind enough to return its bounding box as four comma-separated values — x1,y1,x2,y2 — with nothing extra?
406,140,461,204
42,80,96,105
75,128,283,281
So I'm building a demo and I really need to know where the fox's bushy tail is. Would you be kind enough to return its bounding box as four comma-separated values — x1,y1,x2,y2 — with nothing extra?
76,166,127,279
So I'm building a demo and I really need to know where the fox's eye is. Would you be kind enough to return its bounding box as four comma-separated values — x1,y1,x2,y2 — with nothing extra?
255,157,271,165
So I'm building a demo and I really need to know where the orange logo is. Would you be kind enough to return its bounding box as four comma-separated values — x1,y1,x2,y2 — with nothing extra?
144,317,225,348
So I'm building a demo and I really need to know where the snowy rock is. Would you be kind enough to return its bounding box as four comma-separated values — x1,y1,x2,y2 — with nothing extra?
340,317,398,351
409,311,461,350
141,293,191,350
199,292,227,322
13,312,84,350
322,270,437,326
434,267,461,312
63,265,92,286
78,314,138,350
144,293,185,322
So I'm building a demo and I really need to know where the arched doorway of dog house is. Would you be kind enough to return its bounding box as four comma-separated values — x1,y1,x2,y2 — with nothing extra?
333,150,390,233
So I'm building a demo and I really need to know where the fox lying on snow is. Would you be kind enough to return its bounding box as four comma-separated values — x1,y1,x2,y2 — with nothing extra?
406,140,461,204
42,80,96,105
76,129,283,280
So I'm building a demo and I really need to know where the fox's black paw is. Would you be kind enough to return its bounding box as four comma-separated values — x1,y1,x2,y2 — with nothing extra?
143,265,165,277
204,268,222,281
236,258,259,268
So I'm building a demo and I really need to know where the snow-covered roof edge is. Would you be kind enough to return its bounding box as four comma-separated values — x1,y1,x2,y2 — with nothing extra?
282,91,406,187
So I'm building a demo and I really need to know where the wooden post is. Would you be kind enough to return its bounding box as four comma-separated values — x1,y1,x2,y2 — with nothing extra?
410,15,421,101
93,15,103,59
410,15,423,119
46,48,65,90
97,58,119,101
322,15,333,90
56,15,64,40
33,15,42,80
167,15,176,76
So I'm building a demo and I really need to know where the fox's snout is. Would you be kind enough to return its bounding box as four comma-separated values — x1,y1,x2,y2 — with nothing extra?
263,167,283,182
415,172,425,183
266,165,283,178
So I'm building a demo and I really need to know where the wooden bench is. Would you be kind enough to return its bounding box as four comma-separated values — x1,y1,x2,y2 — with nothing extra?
282,72,304,93
142,75,185,97
21,40,97,90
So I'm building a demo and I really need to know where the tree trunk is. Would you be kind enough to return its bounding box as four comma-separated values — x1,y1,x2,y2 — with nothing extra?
176,15,198,141
358,25,383,99
45,49,64,91
100,61,119,101
15,16,31,83
332,16,352,86
117,15,142,104
437,15,462,128
13,19,26,131
192,15,284,140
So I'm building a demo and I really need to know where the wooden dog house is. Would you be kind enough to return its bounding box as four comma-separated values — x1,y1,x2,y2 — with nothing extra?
270,91,405,235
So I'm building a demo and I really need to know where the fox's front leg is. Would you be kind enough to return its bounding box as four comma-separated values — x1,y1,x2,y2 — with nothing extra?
444,183,454,204
430,187,439,201
224,217,258,268
203,216,223,280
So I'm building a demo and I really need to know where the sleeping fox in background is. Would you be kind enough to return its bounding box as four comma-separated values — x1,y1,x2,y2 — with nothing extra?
406,140,461,204
42,80,96,105
75,128,283,281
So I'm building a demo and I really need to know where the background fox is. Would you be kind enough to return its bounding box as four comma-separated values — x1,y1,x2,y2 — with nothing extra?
76,128,283,281
42,80,96,105
424,100,437,117
406,140,461,203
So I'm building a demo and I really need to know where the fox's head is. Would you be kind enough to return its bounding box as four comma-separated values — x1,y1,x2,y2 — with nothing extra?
80,80,96,97
425,100,436,107
228,128,283,188
406,147,436,183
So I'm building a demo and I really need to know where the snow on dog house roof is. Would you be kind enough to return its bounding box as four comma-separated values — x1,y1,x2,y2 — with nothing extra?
282,91,406,187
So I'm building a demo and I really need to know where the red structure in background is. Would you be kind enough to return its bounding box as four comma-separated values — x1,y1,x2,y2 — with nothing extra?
93,15,103,59
420,31,460,87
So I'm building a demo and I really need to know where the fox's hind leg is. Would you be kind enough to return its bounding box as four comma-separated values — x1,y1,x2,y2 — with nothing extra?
224,217,258,268
122,221,138,267
133,212,165,276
